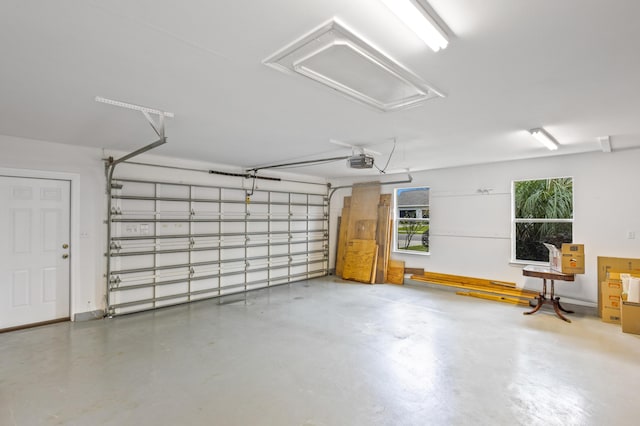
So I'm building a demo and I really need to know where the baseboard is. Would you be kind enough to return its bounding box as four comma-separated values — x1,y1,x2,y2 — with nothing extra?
74,310,105,321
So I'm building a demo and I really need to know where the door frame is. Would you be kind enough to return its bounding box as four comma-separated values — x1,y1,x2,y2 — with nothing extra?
0,167,80,321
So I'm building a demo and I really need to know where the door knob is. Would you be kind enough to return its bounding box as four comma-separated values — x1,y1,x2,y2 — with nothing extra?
62,253,69,259
62,243,69,249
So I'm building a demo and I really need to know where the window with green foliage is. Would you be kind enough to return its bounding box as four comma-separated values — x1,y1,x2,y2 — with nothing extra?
512,177,573,262
395,187,429,254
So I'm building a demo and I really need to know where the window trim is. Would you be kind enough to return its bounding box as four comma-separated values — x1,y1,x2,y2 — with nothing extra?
510,176,574,264
394,186,430,256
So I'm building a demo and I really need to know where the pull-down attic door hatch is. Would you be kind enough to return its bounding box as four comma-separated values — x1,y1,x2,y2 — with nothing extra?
263,19,444,112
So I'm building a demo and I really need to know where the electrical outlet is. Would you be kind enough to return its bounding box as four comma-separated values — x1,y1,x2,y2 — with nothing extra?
628,231,636,240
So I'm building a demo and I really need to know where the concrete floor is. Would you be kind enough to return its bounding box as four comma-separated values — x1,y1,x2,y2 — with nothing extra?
1,277,639,426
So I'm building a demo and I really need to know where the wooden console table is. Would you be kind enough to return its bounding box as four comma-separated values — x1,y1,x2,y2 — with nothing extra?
522,265,575,322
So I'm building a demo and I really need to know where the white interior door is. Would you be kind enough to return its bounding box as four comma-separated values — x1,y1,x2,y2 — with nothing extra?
0,176,71,329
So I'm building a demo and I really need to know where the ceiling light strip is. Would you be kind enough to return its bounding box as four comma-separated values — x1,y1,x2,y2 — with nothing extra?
529,128,559,151
380,0,449,51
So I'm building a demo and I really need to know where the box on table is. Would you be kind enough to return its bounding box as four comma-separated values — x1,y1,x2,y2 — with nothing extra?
621,300,640,335
544,243,585,274
545,243,562,272
561,244,585,274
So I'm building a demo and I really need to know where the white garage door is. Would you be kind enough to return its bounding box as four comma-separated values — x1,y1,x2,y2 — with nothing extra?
106,178,329,316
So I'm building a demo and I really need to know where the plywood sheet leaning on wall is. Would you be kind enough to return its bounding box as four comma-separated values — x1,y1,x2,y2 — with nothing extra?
335,205,350,277
343,239,378,283
346,182,381,242
387,259,405,284
335,183,380,280
354,219,378,240
375,194,392,283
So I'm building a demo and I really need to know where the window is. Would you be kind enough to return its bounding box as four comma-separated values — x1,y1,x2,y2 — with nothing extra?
395,187,429,253
512,177,573,262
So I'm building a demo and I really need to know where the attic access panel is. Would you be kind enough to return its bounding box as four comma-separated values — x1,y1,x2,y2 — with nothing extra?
263,19,444,112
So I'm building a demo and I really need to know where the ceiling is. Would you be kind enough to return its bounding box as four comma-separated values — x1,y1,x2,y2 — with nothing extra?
1,0,640,178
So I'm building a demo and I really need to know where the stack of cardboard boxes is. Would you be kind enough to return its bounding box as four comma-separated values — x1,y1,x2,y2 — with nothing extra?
601,270,640,335
546,247,640,334
601,272,625,324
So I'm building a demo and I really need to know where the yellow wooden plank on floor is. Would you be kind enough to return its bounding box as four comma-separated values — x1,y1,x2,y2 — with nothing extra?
421,271,516,289
410,275,538,299
456,291,531,306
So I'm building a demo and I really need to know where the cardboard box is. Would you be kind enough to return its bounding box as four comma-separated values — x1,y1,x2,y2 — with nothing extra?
602,306,621,324
601,280,622,306
621,300,640,335
597,256,640,318
544,243,562,271
545,243,585,274
561,243,585,274
606,271,640,280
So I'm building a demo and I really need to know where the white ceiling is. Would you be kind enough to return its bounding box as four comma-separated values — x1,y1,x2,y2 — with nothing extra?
1,0,640,178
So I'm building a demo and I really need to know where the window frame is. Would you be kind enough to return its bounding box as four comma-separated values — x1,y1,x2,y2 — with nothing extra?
510,176,574,264
394,186,430,256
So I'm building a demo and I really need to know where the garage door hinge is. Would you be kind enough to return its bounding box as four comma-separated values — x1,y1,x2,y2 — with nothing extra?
109,276,121,289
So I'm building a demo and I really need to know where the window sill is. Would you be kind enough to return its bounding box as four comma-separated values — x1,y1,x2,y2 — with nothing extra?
509,259,550,267
394,250,430,256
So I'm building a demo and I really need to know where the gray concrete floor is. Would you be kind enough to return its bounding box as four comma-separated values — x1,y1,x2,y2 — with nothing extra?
1,277,639,426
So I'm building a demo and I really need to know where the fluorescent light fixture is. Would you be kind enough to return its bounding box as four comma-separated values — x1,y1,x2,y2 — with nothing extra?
598,136,612,153
529,128,559,151
380,0,449,52
95,96,174,118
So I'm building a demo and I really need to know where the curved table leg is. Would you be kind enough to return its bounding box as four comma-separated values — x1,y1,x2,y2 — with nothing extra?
555,297,574,314
553,300,572,323
523,296,545,315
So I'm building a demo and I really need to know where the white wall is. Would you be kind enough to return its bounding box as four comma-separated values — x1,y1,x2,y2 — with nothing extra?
0,135,105,316
330,149,640,305
4,131,639,309
0,134,327,317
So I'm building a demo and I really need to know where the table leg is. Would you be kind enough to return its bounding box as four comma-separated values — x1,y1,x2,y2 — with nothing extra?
552,300,572,323
555,297,575,314
523,278,546,316
549,280,572,322
523,295,544,315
